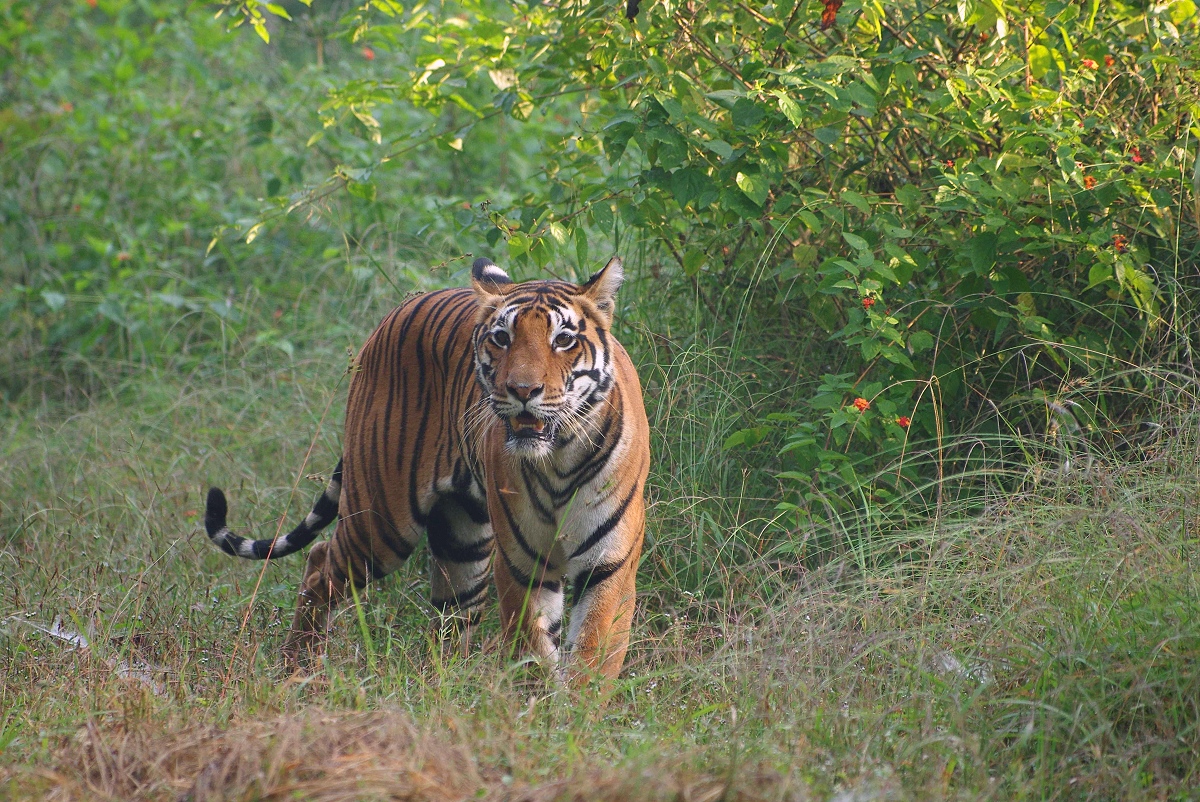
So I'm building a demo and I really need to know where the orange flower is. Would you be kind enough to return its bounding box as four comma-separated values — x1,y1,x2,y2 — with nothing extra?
86,0,96,7
853,397,870,412
1083,175,1096,189
1104,55,1115,67
820,0,843,30
942,159,955,168
362,47,376,61
116,251,131,261
862,297,876,310
1130,146,1143,164
1112,234,1128,253
1081,58,1098,70
60,101,74,113
896,416,911,428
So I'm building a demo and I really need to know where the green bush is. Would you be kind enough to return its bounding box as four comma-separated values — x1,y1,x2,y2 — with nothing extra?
0,0,567,399
5,0,1198,537
283,0,1200,532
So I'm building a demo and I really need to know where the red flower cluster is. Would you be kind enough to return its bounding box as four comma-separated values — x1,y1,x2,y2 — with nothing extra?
853,397,870,412
1104,55,1116,67
362,47,376,61
1081,58,1098,70
862,297,876,310
1112,234,1129,253
1083,175,1096,189
896,416,911,428
1130,146,1144,164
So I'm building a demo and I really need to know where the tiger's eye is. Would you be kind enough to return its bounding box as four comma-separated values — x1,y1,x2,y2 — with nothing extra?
491,330,511,348
554,332,576,349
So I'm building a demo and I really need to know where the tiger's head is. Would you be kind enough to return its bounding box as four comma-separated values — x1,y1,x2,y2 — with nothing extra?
471,256,624,459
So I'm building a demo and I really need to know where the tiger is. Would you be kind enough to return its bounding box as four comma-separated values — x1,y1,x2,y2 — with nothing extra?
203,256,650,682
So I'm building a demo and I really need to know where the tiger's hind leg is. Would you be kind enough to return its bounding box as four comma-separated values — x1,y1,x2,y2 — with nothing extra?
427,495,494,653
281,511,418,663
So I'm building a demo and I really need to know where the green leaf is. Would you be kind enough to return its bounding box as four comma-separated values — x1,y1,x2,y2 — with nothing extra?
574,225,589,267
735,172,769,207
968,232,997,273
252,19,270,43
723,426,769,450
841,190,871,214
547,221,568,246
347,181,376,202
908,330,934,354
814,127,840,145
702,139,733,159
591,202,614,233
731,98,765,128
1087,262,1114,290
1056,145,1076,176
774,91,804,128
894,183,921,210
1170,0,1197,24
1028,44,1054,79
507,233,531,257
843,232,871,252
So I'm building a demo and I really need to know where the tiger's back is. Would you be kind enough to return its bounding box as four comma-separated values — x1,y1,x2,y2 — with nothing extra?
332,287,494,610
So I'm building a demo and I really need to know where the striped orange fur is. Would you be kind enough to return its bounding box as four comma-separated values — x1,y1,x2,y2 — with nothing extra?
204,257,649,681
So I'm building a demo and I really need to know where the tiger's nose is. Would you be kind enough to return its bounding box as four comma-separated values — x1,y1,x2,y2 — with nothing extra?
508,382,543,402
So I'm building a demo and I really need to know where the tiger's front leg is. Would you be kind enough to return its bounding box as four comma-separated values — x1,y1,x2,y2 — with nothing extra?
494,542,566,673
562,504,645,682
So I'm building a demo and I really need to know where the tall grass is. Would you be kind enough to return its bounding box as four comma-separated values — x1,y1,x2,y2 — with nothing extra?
2,261,1198,798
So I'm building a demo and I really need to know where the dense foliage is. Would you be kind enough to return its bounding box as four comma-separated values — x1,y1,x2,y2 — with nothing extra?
271,0,1200,520
3,0,1198,529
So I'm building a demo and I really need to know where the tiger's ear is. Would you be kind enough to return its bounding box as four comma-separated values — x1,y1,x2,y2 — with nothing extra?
580,256,624,326
471,257,511,309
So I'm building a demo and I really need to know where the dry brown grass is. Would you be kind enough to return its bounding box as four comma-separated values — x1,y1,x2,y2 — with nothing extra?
2,709,812,802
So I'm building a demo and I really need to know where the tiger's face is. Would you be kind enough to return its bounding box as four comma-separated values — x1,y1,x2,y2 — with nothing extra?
472,257,623,459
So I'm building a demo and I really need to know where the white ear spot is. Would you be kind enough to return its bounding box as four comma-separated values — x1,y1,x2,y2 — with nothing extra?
472,257,511,287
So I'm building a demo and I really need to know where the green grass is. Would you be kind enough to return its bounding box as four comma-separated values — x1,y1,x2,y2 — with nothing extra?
1,280,1198,800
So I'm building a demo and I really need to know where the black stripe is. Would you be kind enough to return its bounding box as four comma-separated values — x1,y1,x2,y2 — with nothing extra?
427,505,493,564
497,488,555,571
311,491,338,523
571,549,632,607
431,573,492,612
569,479,639,560
498,545,561,593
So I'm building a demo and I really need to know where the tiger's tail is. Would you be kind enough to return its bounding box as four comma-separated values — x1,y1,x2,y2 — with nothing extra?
205,459,342,560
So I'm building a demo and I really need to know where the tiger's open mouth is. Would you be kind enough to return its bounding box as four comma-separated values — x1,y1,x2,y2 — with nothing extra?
507,411,553,441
